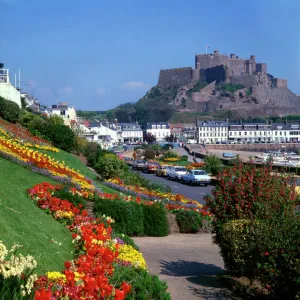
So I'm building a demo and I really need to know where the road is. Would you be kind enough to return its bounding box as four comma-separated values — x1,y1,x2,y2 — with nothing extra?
136,170,214,206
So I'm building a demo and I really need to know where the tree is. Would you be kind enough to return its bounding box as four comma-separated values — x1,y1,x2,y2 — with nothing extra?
165,134,175,142
144,133,156,144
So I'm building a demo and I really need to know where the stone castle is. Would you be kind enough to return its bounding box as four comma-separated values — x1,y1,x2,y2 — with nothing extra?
158,50,287,89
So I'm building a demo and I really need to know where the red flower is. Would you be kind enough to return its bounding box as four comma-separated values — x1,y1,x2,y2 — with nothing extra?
115,289,125,300
34,288,52,300
121,281,131,295
65,270,75,282
264,251,269,256
64,261,72,269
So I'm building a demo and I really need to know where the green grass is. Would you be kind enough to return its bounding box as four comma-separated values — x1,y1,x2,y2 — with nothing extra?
0,157,74,275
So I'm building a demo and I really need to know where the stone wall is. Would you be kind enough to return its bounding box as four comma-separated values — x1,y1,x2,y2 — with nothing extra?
256,63,267,74
228,59,246,76
204,65,226,83
206,143,300,151
230,75,258,88
158,67,192,87
195,53,229,70
271,78,287,89
191,81,216,102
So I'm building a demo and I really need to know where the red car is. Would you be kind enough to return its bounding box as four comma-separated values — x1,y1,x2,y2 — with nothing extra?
142,161,160,173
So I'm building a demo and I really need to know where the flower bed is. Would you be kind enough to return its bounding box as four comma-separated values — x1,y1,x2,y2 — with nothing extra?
26,182,153,299
0,133,93,189
0,118,59,152
104,178,211,216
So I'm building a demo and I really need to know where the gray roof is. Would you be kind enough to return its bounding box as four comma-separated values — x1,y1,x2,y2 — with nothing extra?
197,120,228,127
271,122,300,130
120,123,142,131
146,122,170,129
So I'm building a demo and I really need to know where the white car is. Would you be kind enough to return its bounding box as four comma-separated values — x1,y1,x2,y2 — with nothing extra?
166,166,187,181
181,170,211,186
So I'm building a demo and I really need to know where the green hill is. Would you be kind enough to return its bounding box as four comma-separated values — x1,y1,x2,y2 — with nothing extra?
0,157,73,275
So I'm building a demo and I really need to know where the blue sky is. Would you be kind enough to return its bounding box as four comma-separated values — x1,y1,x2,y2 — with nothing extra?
1,0,300,110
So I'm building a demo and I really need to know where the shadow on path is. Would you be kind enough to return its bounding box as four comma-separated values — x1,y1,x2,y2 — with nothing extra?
160,260,237,299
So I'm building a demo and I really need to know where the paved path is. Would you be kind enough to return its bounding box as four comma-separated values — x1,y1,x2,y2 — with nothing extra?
133,234,237,300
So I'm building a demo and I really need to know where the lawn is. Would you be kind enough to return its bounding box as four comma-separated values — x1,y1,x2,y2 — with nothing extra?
0,157,74,275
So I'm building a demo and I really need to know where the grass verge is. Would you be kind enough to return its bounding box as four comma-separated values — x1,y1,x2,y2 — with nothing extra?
0,157,74,275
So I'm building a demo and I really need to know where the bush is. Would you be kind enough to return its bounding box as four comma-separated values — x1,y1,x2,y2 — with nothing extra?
147,181,171,193
163,150,180,159
94,153,128,180
203,154,223,175
220,218,300,299
205,160,297,236
181,155,188,161
0,97,20,123
175,210,202,233
42,122,75,152
110,265,171,300
111,232,139,250
94,199,144,236
144,149,156,160
220,219,259,277
141,204,169,237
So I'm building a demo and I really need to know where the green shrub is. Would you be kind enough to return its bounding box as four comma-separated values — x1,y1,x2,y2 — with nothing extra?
220,219,258,277
42,122,75,152
111,232,139,250
94,199,144,236
203,154,223,175
175,210,202,233
94,153,128,180
147,181,171,193
141,204,169,237
144,149,156,160
181,155,188,161
110,265,171,300
163,150,180,159
0,96,20,123
220,218,300,299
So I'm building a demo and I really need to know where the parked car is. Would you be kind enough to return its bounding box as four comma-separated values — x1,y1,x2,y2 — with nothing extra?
222,152,236,158
124,157,134,166
193,157,203,163
142,161,160,173
166,166,187,181
181,169,211,186
156,164,172,177
132,160,146,170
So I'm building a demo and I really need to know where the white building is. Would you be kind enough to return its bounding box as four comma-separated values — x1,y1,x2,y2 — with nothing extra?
271,122,300,142
81,121,119,149
0,68,21,107
197,120,229,144
146,123,170,141
42,102,77,128
118,123,143,143
228,123,272,143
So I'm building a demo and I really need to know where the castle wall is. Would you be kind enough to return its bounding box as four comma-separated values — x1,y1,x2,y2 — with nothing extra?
256,63,267,74
204,65,226,84
191,69,200,81
157,67,192,87
230,75,258,88
228,59,246,76
271,78,287,89
195,54,228,70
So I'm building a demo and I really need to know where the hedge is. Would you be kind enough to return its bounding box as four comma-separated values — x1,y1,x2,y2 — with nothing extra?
141,204,169,236
0,97,20,123
94,199,144,236
175,210,202,233
94,199,169,237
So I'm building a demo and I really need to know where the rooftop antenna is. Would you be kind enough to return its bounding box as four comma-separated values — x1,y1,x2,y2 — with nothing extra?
206,45,210,54
18,69,21,90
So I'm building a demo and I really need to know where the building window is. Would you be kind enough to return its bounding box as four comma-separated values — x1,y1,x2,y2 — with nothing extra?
239,132,241,135
60,110,66,116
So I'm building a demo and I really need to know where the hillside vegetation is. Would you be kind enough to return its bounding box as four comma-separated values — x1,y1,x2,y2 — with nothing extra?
0,157,74,275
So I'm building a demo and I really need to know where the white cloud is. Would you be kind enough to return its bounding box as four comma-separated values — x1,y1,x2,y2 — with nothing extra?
121,81,150,90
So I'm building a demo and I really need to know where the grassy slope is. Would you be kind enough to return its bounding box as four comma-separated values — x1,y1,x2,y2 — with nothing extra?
0,157,74,275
